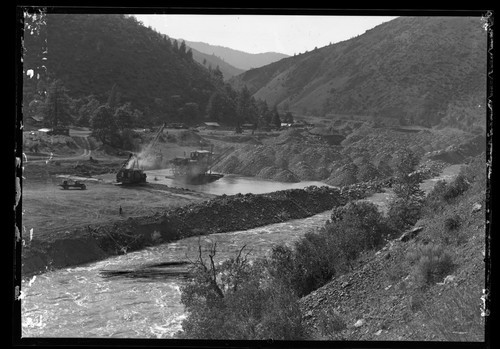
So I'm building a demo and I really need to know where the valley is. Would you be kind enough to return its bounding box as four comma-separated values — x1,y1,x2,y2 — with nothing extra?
18,11,489,343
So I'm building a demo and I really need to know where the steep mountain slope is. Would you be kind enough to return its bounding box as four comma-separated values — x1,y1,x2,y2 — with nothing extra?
300,156,486,341
231,16,487,126
183,39,289,70
41,14,222,122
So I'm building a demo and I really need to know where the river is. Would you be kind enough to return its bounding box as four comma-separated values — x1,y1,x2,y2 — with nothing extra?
20,164,462,338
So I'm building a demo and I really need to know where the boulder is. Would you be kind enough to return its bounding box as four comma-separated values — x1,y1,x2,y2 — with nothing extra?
354,319,365,328
472,203,482,213
399,226,424,242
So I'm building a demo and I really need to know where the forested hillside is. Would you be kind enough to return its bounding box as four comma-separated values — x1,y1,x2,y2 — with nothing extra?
22,13,270,129
231,16,487,129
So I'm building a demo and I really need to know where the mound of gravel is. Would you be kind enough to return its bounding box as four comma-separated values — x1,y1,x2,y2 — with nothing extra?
256,166,281,179
357,161,383,182
293,161,318,181
327,162,359,186
273,129,310,145
376,160,394,177
273,169,300,183
316,167,331,180
215,155,242,174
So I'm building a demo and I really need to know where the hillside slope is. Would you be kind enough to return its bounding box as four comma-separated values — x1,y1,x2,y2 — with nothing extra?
39,14,222,122
300,157,486,341
183,39,289,70
231,16,487,127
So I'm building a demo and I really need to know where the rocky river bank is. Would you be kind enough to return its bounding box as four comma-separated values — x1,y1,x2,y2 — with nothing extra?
21,180,389,277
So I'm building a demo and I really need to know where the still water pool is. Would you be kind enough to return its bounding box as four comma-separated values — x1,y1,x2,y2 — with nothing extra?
145,168,331,195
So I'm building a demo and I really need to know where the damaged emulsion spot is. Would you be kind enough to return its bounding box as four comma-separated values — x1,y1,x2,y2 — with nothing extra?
15,176,21,210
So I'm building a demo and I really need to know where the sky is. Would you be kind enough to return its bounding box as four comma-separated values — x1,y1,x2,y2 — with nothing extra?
132,14,397,56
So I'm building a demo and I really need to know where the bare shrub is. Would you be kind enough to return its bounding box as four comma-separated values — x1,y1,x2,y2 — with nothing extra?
180,242,306,340
444,214,461,232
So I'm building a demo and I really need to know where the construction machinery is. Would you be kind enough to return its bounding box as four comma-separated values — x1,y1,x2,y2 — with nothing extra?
168,145,229,184
115,123,165,185
116,153,147,185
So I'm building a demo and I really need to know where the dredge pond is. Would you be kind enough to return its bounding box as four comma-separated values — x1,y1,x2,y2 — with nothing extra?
146,168,330,195
20,165,461,338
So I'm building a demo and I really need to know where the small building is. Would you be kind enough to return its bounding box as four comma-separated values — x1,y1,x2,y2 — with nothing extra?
280,123,292,128
202,122,221,130
37,127,70,136
166,123,188,129
38,128,52,133
242,123,256,130
291,121,309,128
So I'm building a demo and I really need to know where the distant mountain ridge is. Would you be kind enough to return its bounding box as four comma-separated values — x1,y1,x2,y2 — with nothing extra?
230,16,487,128
190,49,245,80
160,35,244,80
182,39,289,70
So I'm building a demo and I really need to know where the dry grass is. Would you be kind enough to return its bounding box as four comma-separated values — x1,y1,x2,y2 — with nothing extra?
22,177,210,240
421,283,485,341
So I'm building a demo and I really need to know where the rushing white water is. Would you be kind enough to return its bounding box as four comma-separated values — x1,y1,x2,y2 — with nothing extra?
21,164,462,338
21,211,331,338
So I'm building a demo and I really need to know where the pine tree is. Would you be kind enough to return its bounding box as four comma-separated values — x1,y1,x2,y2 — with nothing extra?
283,112,294,124
42,79,73,128
107,83,120,110
179,40,187,56
212,65,223,81
271,106,281,128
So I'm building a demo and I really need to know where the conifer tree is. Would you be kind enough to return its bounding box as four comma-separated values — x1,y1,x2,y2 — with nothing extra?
271,106,281,128
42,79,73,127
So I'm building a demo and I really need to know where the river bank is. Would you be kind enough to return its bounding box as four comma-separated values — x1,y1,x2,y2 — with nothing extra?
22,180,387,277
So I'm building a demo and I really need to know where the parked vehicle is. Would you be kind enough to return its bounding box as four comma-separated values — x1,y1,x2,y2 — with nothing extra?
59,180,86,190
